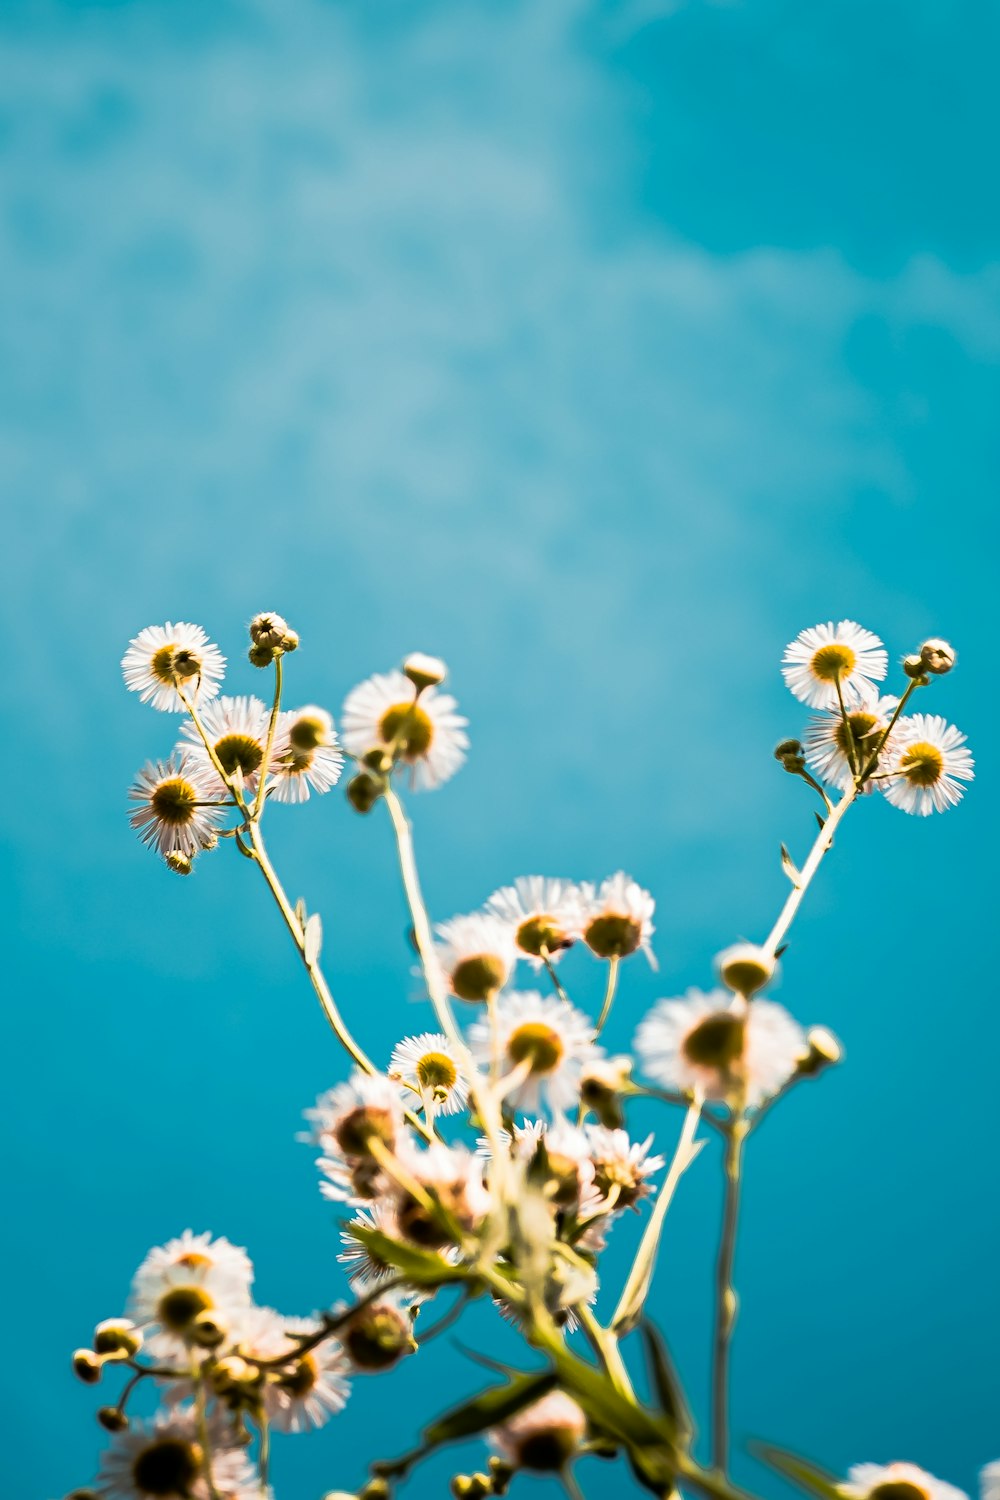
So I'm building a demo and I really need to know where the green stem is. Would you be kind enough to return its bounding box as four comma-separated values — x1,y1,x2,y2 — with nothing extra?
252,653,283,821
710,1123,746,1476
762,779,858,960
593,956,620,1039
857,677,919,781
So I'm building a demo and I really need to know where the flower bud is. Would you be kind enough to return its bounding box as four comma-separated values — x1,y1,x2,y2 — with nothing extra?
359,1480,392,1500
489,1457,515,1494
164,850,194,876
797,1025,844,1078
717,942,775,998
249,643,277,669
347,772,384,814
342,1301,416,1372
209,1355,254,1394
72,1348,103,1384
773,738,806,772
451,1477,492,1500
97,1406,129,1433
249,612,292,651
93,1319,143,1359
579,1057,631,1128
919,638,956,675
189,1309,230,1348
403,653,447,690
280,629,300,653
902,654,930,685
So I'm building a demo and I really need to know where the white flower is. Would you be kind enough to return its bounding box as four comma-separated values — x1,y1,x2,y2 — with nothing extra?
128,754,225,860
881,713,975,816
981,1462,1000,1500
338,1204,404,1290
268,705,344,803
304,1072,405,1205
579,872,656,965
391,1141,491,1248
95,1409,258,1499
127,1231,253,1358
635,989,806,1109
470,991,604,1115
782,620,888,710
584,1125,665,1211
388,1032,469,1116
121,622,226,713
434,912,516,1003
341,669,468,790
486,877,584,967
230,1306,350,1434
803,686,900,790
489,1390,587,1472
842,1461,969,1500
177,695,272,794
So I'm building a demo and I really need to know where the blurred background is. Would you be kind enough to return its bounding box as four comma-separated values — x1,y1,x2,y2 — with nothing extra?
2,1,997,1495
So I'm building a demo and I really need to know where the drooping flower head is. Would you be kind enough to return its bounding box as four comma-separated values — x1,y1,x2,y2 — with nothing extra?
635,989,806,1110
782,620,888,710
470,991,603,1115
94,1409,259,1499
269,706,344,804
341,667,468,790
489,1390,587,1473
881,713,974,816
803,685,900,791
390,1141,490,1250
122,622,226,713
128,754,224,862
841,1461,969,1500
584,1124,665,1211
305,1072,405,1205
388,1032,469,1116
579,873,656,965
486,877,584,967
177,695,272,794
434,912,516,1003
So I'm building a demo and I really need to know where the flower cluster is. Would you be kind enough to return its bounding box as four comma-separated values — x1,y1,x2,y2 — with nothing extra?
65,614,982,1500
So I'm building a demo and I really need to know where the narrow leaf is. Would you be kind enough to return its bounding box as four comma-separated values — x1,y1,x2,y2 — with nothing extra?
780,843,801,887
639,1321,692,1439
350,1227,467,1287
423,1370,558,1446
294,896,307,930
752,1442,844,1500
814,811,826,833
304,912,323,967
774,942,789,960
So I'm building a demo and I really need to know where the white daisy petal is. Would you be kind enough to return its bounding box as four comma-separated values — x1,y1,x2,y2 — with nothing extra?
268,705,345,804
579,872,656,965
128,754,225,860
782,620,888,710
434,913,516,1003
635,989,806,1109
121,622,226,713
486,877,585,967
803,686,900,791
341,669,468,790
843,1461,969,1500
95,1408,259,1499
177,695,272,795
469,990,603,1115
388,1032,469,1116
881,713,974,816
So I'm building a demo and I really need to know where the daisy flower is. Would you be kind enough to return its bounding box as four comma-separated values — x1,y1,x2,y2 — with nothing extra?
981,1463,1000,1500
434,912,516,1003
128,755,225,860
268,705,344,804
489,1390,587,1473
177,695,272,794
391,1141,490,1249
304,1073,405,1205
881,713,974,816
579,872,656,965
341,668,468,790
121,622,226,713
803,686,900,790
635,989,806,1110
388,1032,469,1116
469,991,604,1115
94,1409,257,1499
127,1232,253,1357
584,1125,665,1211
230,1306,350,1434
841,1461,969,1500
781,620,888,710
486,877,584,967
338,1204,404,1290
338,1287,417,1372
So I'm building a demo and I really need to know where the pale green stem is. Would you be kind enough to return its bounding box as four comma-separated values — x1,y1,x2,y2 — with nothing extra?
710,1122,746,1475
194,1375,223,1500
576,1303,635,1400
251,653,283,821
593,955,621,1039
857,677,919,781
762,779,858,960
541,950,573,1006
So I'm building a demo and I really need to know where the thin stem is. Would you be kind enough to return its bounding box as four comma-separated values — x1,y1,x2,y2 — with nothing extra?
593,956,620,1040
252,1277,407,1369
576,1304,634,1400
257,1414,270,1498
857,677,919,781
762,780,858,960
710,1122,746,1476
560,1466,587,1500
541,950,572,1006
194,1376,223,1500
252,654,283,821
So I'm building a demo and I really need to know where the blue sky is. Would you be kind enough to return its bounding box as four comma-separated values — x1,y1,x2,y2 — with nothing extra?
2,2,997,1496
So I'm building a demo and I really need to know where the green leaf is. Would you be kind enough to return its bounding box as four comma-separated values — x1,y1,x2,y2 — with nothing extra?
639,1321,692,1439
752,1442,844,1500
294,896,307,930
304,912,323,967
814,811,826,833
546,1344,677,1493
423,1369,558,1446
350,1227,468,1287
780,843,801,887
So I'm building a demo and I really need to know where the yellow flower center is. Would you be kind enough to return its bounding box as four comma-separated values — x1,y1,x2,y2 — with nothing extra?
416,1051,458,1091
681,1013,746,1071
899,740,944,787
516,915,569,957
289,714,328,752
150,778,198,826
451,953,507,1002
379,702,434,759
584,913,641,959
214,732,264,778
151,643,201,685
507,1022,564,1075
156,1284,214,1333
132,1437,204,1496
809,642,857,682
834,711,878,757
334,1105,396,1159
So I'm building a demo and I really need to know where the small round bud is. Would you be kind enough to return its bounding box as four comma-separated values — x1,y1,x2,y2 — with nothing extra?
359,1480,392,1500
919,638,956,675
93,1319,143,1358
342,1301,416,1372
189,1309,230,1348
249,612,291,651
402,652,447,690
249,642,277,669
361,747,393,773
579,1056,631,1128
73,1348,103,1384
280,629,300,653
902,654,930,685
347,772,384,814
773,738,806,772
97,1405,129,1433
717,942,775,998
164,850,194,876
450,1480,477,1500
209,1355,253,1394
797,1025,844,1077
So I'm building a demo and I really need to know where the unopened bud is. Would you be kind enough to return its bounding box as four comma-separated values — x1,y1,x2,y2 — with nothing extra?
774,738,806,772
717,942,775,998
280,629,300,653
359,1480,392,1500
189,1309,230,1348
249,612,291,651
210,1355,253,1394
580,1057,631,1128
94,1319,142,1358
403,652,447,690
164,850,194,876
919,638,956,675
797,1025,844,1077
488,1456,515,1493
342,1302,416,1372
450,1480,476,1500
67,1491,101,1500
902,655,930,685
73,1348,103,1384
361,747,392,773
249,643,277,669
347,772,384,814
97,1405,129,1433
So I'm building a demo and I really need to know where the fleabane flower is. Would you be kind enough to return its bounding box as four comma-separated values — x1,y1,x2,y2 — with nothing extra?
269,706,344,803
127,1232,253,1357
635,989,806,1110
480,1119,595,1210
177,695,272,794
305,1072,405,1205
128,754,224,860
122,622,226,713
881,713,974,816
489,1390,587,1473
470,991,604,1115
980,1462,1000,1500
341,668,468,790
584,1125,665,1211
803,686,900,791
230,1306,351,1434
338,1287,417,1372
95,1409,259,1499
579,872,656,965
486,877,584,967
391,1141,491,1249
388,1032,469,1116
338,1204,404,1290
841,1461,969,1500
782,620,888,709
434,912,516,1003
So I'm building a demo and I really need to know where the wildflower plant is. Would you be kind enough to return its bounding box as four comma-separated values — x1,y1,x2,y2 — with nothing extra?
66,615,989,1500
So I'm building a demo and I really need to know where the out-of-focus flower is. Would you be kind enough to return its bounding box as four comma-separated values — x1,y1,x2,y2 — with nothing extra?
579,873,655,965
635,989,806,1109
341,669,468,790
486,877,584,967
470,991,603,1114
